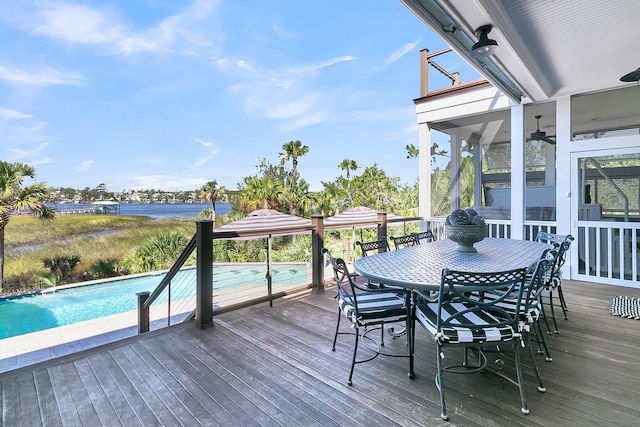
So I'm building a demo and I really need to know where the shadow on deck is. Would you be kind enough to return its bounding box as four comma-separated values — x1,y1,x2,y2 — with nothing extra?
2,279,640,426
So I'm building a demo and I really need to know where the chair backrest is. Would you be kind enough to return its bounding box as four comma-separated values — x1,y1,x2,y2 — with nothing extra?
415,230,435,243
437,268,528,333
356,238,389,257
322,248,360,310
535,232,574,284
525,249,557,305
390,234,419,250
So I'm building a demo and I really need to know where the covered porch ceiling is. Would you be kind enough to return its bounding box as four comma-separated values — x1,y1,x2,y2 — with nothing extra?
400,0,640,103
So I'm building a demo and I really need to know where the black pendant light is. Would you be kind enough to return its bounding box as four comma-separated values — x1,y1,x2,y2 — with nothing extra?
471,25,499,58
620,67,640,82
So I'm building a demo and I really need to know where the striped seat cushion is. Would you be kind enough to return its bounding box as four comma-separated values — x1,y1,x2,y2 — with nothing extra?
339,292,406,326
474,291,542,325
415,302,517,344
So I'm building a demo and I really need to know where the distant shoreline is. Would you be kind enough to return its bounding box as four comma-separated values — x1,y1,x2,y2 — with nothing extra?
46,202,232,220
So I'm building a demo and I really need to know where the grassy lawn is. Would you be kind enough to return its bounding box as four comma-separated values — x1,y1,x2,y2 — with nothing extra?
4,214,201,291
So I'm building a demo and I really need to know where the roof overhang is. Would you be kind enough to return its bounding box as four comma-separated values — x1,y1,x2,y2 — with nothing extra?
400,0,640,103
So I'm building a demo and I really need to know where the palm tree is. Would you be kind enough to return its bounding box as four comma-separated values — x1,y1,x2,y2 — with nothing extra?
240,177,283,211
0,161,54,291
279,140,309,177
199,180,226,226
338,158,359,181
278,177,311,217
311,190,336,217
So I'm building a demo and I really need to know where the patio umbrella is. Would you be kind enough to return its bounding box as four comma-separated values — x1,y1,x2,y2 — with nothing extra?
212,209,313,305
324,206,405,230
324,206,407,260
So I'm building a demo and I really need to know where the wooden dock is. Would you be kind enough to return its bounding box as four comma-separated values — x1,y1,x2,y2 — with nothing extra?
2,279,640,426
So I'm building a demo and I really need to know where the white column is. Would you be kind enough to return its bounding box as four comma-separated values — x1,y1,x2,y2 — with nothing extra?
473,141,482,208
556,97,572,236
418,123,432,221
450,134,460,211
510,104,525,239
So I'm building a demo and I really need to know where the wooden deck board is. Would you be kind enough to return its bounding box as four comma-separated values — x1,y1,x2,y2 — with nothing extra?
32,368,63,427
2,279,640,426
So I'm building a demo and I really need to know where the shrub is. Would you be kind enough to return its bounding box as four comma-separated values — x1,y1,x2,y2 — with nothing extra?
91,259,122,279
42,254,81,280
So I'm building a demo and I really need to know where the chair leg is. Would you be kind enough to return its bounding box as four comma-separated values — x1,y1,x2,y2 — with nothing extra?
435,344,448,421
525,333,546,392
513,343,530,415
406,305,414,378
332,309,341,351
557,284,569,319
409,312,416,378
534,320,553,362
348,326,359,386
547,290,560,334
538,296,553,336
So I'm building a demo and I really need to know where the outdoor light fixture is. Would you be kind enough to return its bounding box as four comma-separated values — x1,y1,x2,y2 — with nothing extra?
471,24,498,58
620,67,640,82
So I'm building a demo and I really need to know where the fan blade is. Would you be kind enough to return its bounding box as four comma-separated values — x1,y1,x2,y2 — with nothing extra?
543,137,556,145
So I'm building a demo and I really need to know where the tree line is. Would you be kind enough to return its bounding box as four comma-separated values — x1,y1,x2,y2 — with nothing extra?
1,140,419,291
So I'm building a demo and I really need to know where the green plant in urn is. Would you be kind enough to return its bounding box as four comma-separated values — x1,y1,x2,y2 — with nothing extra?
445,207,487,252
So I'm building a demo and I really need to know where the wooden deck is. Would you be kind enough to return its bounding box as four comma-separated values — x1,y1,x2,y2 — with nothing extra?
2,279,640,426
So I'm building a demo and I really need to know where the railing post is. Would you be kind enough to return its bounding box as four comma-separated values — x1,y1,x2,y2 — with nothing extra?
196,220,214,329
377,212,388,252
311,215,325,292
137,291,150,334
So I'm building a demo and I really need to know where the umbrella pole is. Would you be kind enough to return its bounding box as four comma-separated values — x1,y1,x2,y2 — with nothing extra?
266,236,273,307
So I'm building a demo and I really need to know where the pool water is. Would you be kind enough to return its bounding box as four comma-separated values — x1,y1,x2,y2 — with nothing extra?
0,264,307,340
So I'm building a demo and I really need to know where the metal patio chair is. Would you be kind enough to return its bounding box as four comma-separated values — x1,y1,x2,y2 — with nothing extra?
535,232,574,333
477,249,557,364
389,233,419,250
322,248,409,386
410,268,534,420
355,237,389,289
415,229,436,243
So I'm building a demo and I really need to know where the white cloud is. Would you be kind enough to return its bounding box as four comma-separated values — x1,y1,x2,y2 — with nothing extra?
194,137,212,147
222,55,355,130
30,0,219,57
191,138,219,168
75,159,94,172
279,111,327,132
0,108,32,121
7,142,49,161
31,156,54,166
0,63,84,88
286,56,355,74
380,40,419,69
34,3,125,45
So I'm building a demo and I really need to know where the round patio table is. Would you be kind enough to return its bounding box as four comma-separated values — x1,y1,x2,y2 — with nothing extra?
353,237,551,292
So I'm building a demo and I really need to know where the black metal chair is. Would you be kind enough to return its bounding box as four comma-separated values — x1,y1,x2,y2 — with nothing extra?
389,234,419,250
415,229,436,243
535,232,574,333
322,248,409,386
355,237,389,256
355,237,389,289
478,249,557,363
410,268,533,421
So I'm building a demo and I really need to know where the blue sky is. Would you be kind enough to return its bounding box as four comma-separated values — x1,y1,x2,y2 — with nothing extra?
1,0,478,192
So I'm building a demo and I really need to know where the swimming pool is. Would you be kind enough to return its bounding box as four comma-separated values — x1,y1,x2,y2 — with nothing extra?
0,264,308,340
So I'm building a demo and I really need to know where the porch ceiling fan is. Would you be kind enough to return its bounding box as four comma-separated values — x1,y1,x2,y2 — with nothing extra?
527,115,556,145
